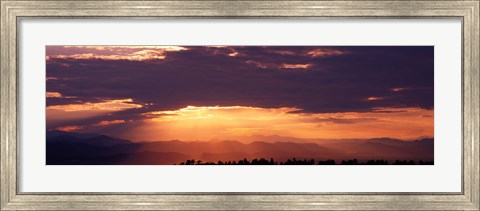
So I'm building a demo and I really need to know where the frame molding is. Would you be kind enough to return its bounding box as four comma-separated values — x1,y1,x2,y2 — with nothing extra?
1,1,479,210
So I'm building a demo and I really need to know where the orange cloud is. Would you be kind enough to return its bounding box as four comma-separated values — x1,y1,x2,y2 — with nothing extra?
144,106,299,122
306,49,346,57
62,46,185,51
46,77,58,81
391,87,409,92
56,125,83,132
281,63,312,69
269,48,346,57
246,60,312,70
271,50,296,55
47,46,188,61
47,98,142,112
366,97,384,101
94,120,126,126
205,46,241,57
46,92,76,99
228,52,239,57
47,99,142,128
46,92,63,98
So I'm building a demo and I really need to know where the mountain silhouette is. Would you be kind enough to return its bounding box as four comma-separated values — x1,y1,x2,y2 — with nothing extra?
46,130,100,139
46,131,433,165
48,134,131,146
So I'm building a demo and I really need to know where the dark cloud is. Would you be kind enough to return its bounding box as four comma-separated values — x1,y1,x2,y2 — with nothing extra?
46,46,434,128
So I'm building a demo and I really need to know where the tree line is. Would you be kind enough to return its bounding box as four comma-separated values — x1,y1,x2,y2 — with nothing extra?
177,158,434,165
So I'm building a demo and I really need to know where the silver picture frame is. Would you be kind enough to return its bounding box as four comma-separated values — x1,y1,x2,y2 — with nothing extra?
1,0,479,210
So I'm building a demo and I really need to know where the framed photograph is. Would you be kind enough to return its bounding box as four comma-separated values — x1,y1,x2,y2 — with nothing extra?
1,0,478,210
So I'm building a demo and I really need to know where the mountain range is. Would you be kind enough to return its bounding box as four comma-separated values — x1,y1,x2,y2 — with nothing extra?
46,130,434,165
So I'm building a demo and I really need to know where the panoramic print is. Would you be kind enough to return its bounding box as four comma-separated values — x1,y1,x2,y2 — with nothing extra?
46,46,434,165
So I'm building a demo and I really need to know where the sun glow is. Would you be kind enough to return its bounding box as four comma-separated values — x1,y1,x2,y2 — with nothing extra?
144,106,300,122
119,105,434,142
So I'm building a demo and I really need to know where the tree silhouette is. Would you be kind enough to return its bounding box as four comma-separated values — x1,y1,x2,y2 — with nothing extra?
366,160,389,165
341,159,358,165
178,158,433,165
318,159,336,165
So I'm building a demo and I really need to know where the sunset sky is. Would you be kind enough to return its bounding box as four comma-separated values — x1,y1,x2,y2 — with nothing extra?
46,46,434,142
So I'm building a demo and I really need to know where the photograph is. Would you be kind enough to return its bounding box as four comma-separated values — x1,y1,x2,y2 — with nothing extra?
46,46,434,165
2,0,477,209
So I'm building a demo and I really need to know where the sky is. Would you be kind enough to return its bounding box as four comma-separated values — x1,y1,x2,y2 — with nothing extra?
46,46,434,142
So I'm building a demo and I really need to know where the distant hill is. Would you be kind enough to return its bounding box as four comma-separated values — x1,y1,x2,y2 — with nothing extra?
47,130,100,139
46,131,433,165
48,134,132,146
